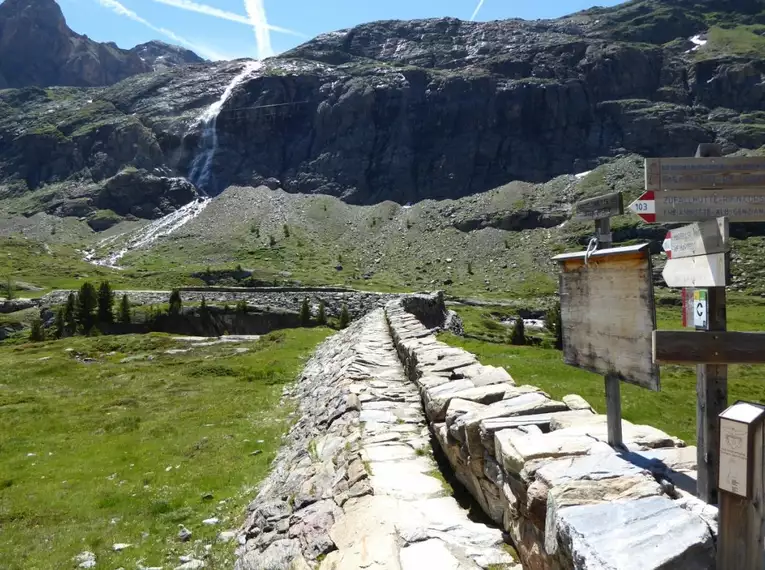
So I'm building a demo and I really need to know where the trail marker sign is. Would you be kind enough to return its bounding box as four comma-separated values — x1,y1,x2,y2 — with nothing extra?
694,290,708,329
645,156,765,191
661,218,730,288
629,189,765,223
573,192,624,221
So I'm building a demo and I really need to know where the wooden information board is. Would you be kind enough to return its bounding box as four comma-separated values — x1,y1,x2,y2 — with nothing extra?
554,244,660,391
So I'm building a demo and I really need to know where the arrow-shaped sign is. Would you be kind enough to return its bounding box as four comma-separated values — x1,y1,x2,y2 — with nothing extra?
662,252,728,288
628,191,656,222
662,231,672,258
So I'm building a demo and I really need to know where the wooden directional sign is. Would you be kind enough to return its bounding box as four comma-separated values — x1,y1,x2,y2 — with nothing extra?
573,192,624,221
553,243,660,391
629,188,765,223
662,252,729,288
646,156,765,191
653,331,765,365
664,218,729,260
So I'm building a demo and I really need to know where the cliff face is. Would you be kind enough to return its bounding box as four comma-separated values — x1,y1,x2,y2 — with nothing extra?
2,0,765,214
0,0,202,88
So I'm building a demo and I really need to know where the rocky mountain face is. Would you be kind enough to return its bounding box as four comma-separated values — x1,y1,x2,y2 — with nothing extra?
0,0,202,89
2,0,765,219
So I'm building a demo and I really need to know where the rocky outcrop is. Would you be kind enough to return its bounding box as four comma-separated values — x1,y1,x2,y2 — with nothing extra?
4,0,765,210
384,293,717,570
235,310,519,570
93,169,199,218
0,0,202,89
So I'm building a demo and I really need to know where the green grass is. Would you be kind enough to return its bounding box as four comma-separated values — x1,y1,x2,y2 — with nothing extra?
441,299,765,445
0,327,331,569
700,25,765,59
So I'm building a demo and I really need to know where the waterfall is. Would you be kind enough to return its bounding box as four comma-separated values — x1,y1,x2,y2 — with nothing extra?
83,198,211,269
188,60,262,194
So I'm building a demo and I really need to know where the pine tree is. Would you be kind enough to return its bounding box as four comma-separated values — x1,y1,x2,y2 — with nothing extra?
97,281,114,324
29,316,45,342
75,282,98,333
168,289,183,316
269,235,276,247
54,308,65,339
339,304,350,329
118,294,131,324
467,261,473,275
283,224,290,238
317,301,327,326
510,317,525,346
236,300,248,314
199,297,209,322
64,293,77,336
299,298,311,326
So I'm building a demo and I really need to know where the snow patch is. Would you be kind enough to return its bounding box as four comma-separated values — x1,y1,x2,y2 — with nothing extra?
686,34,708,53
574,170,592,179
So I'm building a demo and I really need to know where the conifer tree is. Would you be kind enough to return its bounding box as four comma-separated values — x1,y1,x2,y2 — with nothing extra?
75,282,98,333
118,294,131,324
97,281,114,324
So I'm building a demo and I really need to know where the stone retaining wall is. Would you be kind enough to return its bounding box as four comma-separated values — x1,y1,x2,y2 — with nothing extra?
41,289,400,320
385,294,719,570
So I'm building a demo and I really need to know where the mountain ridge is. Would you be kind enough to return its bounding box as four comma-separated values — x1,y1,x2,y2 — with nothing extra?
0,0,204,88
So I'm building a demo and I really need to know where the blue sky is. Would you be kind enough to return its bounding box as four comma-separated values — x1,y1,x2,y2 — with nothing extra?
52,0,626,61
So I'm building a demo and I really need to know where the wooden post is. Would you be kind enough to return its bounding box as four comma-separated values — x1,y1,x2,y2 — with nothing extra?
595,217,623,447
717,403,765,569
693,143,729,504
697,287,728,504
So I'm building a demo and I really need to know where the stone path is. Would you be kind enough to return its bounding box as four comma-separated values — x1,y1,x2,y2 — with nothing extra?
322,312,518,570
235,309,519,570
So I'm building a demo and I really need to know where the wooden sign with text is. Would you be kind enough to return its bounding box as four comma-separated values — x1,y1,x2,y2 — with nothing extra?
665,218,729,260
646,156,765,191
573,192,624,221
630,189,765,223
553,244,660,391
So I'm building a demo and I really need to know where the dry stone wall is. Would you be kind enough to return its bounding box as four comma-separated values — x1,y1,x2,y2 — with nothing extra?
41,288,399,320
385,294,719,570
234,308,519,570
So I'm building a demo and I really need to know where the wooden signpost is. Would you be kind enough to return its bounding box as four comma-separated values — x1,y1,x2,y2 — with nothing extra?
554,191,658,448
632,144,765,569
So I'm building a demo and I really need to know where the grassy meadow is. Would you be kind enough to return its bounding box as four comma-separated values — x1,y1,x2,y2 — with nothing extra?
442,297,765,445
0,328,330,570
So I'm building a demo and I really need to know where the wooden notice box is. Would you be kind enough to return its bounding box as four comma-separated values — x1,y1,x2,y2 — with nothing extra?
718,401,765,499
553,243,660,391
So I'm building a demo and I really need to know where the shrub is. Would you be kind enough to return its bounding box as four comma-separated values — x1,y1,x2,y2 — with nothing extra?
168,289,182,316
76,282,98,333
118,294,131,324
269,235,276,247
467,261,473,275
317,301,327,326
236,300,248,314
283,224,290,238
339,304,350,329
509,317,525,346
299,298,311,326
97,281,114,324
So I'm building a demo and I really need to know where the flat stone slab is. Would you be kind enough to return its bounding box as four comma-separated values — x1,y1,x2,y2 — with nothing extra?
399,539,464,570
479,410,594,451
360,409,398,424
426,383,513,423
535,452,652,488
371,460,446,501
550,414,683,449
554,495,715,569
496,429,612,476
363,443,417,463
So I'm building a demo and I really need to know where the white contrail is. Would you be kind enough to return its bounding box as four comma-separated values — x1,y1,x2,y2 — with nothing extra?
243,0,273,60
148,0,306,37
95,0,231,60
470,0,486,21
